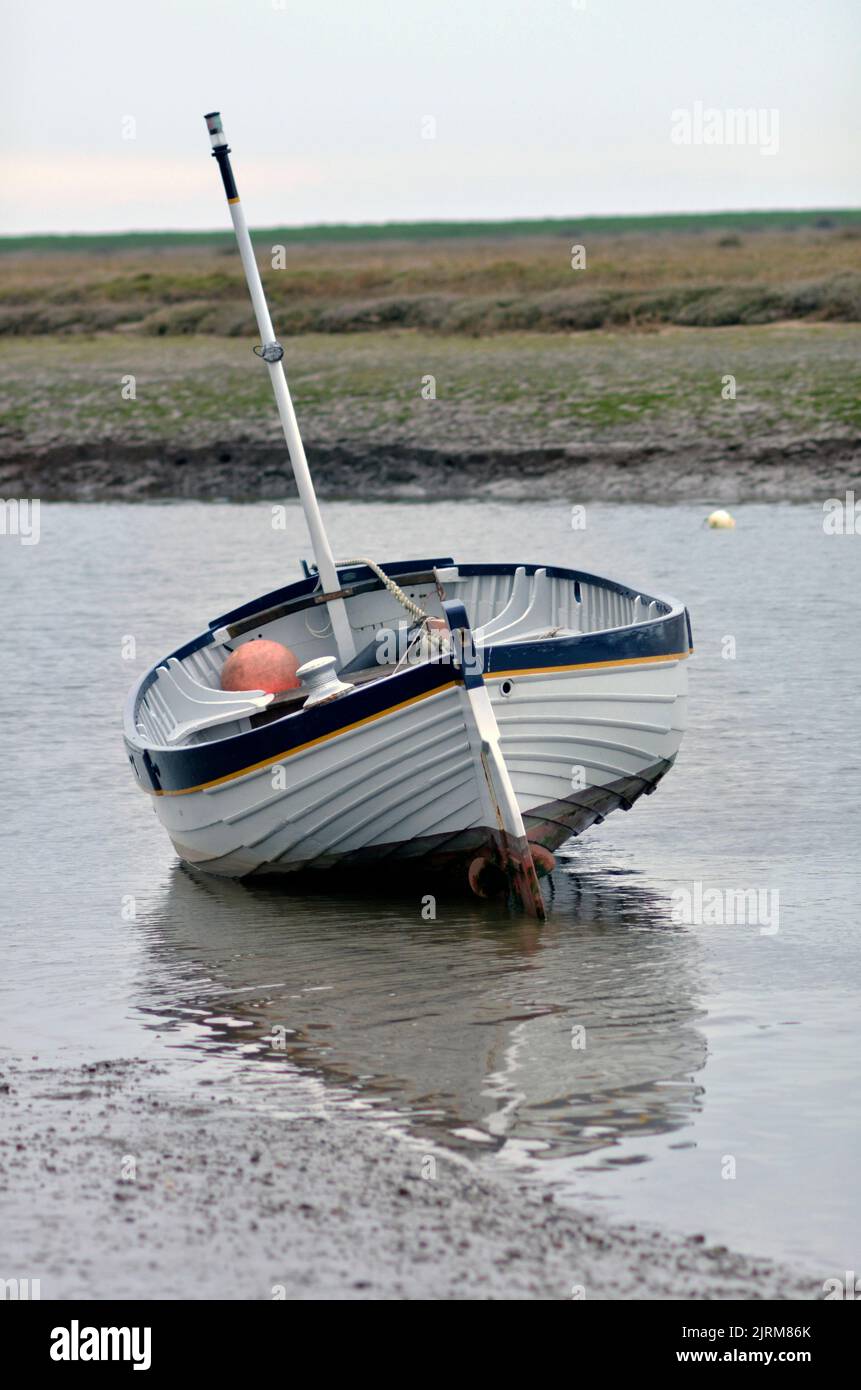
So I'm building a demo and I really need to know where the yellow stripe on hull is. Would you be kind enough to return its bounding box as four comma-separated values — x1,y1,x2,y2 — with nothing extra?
149,651,690,798
151,681,459,796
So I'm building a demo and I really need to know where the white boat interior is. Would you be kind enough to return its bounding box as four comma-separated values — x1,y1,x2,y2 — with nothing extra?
135,564,673,752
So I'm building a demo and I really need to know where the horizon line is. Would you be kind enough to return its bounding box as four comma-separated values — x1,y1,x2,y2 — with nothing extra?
2,206,859,240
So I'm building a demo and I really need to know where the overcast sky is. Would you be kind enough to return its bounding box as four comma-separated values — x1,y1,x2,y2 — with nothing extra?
2,0,858,232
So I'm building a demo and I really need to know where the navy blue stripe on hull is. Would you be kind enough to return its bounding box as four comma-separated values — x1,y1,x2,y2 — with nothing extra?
124,556,691,796
128,627,687,795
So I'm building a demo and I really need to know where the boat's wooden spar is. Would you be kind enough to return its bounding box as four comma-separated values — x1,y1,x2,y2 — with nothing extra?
203,111,355,665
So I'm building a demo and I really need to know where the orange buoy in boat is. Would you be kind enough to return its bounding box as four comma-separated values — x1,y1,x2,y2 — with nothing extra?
220,639,301,694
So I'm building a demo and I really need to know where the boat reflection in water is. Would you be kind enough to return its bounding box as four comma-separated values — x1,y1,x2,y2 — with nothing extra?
136,854,707,1165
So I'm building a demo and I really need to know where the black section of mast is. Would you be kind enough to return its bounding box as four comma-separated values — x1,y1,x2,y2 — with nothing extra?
213,147,238,202
204,111,239,202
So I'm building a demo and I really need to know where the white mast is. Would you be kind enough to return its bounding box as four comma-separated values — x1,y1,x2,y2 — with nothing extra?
204,112,355,664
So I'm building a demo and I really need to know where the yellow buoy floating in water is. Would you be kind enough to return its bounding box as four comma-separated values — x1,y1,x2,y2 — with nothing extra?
707,509,736,529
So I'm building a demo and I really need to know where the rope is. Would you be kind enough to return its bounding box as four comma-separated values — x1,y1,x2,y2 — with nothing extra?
340,557,431,624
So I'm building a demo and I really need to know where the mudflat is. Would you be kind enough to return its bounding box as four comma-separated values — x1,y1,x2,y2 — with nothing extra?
1,325,858,503
0,1056,821,1301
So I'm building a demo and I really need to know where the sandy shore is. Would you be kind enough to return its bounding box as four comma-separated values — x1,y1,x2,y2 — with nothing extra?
0,1056,820,1301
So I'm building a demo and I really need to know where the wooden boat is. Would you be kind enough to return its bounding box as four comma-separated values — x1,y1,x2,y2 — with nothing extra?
123,115,692,920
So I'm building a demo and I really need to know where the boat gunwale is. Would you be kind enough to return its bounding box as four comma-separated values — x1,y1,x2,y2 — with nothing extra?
123,559,691,788
207,556,679,633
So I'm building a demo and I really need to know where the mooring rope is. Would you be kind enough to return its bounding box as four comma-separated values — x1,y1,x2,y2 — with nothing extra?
340,557,431,624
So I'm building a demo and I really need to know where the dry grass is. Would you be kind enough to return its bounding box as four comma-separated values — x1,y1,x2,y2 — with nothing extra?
1,228,859,337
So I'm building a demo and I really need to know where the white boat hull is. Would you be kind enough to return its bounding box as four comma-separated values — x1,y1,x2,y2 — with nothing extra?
149,655,687,880
125,558,692,902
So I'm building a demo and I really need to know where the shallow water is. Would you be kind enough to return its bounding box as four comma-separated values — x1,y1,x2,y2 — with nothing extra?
2,499,859,1275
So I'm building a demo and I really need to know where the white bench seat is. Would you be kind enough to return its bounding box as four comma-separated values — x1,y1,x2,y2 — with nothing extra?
155,657,274,745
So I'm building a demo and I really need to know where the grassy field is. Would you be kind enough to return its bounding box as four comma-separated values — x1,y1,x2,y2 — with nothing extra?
3,324,859,457
1,216,859,338
1,213,858,499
